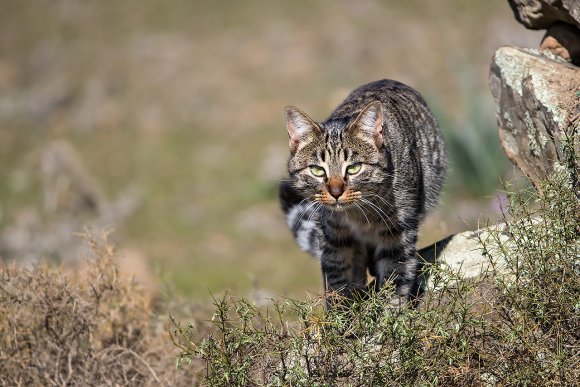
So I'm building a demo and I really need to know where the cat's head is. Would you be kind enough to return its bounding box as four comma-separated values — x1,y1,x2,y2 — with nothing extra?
284,101,390,209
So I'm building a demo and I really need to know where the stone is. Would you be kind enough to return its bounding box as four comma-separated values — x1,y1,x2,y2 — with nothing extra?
507,0,580,30
489,46,580,194
418,225,510,290
540,22,580,64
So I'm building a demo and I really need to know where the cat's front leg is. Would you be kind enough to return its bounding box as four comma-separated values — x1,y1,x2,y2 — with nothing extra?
374,229,422,304
320,224,366,306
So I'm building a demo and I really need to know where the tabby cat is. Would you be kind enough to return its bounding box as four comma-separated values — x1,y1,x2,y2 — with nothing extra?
279,79,446,305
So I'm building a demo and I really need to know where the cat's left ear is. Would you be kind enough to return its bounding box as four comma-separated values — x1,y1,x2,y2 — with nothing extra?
351,101,384,148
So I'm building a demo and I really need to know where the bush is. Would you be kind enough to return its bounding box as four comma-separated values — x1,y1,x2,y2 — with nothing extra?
172,159,579,385
0,230,196,386
479,165,579,384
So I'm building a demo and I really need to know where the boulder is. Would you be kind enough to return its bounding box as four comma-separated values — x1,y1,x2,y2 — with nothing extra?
507,0,580,30
417,2,580,294
489,46,580,194
418,225,509,289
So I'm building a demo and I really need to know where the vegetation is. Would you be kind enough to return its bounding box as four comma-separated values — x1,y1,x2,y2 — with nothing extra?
1,2,575,385
1,151,575,385
3,160,576,385
171,160,579,385
0,230,198,386
435,85,510,196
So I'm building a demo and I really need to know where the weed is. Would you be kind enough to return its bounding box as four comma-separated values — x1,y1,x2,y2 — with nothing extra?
173,153,578,386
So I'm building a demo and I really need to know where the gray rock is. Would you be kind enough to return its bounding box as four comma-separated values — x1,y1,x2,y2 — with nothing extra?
508,0,580,30
489,46,580,194
418,225,510,289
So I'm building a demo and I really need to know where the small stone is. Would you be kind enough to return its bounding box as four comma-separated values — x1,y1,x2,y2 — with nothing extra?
540,22,580,65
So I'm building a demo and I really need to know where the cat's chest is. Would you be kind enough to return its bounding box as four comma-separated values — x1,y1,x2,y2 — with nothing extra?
342,215,401,246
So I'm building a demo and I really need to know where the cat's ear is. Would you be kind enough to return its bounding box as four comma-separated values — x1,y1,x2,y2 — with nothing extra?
284,106,320,153
351,101,384,148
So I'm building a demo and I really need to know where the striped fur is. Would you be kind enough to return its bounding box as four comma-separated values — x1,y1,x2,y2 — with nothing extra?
280,80,446,306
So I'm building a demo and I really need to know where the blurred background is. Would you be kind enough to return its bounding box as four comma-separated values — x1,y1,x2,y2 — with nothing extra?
0,0,542,300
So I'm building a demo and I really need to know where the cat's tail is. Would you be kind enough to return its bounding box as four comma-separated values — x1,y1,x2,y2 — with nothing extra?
279,180,322,259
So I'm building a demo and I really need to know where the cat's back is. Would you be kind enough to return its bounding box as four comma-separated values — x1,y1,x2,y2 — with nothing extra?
327,79,428,121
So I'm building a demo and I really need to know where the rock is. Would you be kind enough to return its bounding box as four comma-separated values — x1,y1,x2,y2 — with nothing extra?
489,46,580,194
418,225,510,289
541,22,580,64
507,0,580,30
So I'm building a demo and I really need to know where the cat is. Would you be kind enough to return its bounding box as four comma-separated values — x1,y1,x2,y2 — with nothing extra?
279,79,446,306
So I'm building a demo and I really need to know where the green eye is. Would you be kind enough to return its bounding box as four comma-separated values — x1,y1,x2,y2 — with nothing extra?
346,163,362,175
309,165,326,177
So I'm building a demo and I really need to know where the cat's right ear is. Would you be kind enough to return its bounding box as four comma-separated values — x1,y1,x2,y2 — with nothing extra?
284,106,320,154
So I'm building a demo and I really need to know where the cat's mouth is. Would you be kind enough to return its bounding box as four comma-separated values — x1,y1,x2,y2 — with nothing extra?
314,190,362,209
328,202,345,210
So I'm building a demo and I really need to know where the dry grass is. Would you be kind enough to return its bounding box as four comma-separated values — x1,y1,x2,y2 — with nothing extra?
0,229,199,386
0,152,576,387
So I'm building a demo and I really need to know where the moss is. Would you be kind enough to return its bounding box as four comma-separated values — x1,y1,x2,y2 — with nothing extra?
494,47,527,97
495,47,567,127
503,111,515,132
525,111,542,157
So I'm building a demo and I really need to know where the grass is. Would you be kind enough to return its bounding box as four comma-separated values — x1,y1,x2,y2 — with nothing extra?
1,2,571,384
1,164,576,385
0,143,575,386
429,77,511,197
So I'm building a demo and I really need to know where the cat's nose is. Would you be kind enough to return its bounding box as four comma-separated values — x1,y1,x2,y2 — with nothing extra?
327,178,345,199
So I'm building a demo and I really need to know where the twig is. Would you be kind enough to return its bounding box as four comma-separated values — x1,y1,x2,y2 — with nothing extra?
98,345,162,385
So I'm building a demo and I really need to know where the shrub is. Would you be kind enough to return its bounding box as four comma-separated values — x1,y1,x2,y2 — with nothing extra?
479,164,579,384
0,230,196,386
172,156,579,385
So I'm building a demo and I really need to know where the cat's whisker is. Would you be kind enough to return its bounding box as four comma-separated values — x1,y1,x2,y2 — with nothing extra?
361,203,392,230
366,193,398,212
354,202,371,227
295,197,310,207
364,195,415,229
367,193,391,207
305,202,322,226
360,198,397,229
292,200,319,231
359,198,390,228
368,200,408,229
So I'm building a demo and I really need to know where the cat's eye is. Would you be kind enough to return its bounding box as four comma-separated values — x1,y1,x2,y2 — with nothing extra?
346,163,362,175
309,165,326,177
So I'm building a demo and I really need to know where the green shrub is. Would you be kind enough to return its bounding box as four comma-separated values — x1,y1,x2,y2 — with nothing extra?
173,153,578,386
479,163,579,384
